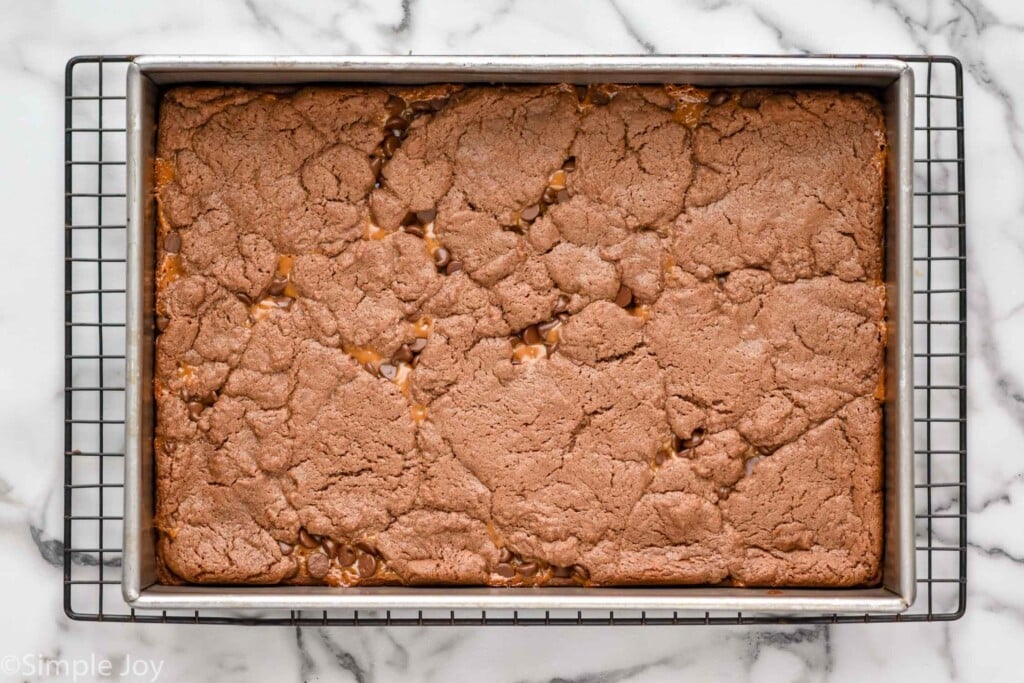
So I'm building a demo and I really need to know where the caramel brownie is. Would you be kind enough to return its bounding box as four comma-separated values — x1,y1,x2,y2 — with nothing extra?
153,83,886,587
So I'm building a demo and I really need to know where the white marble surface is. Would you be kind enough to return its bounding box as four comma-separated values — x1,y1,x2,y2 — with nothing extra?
0,0,1020,680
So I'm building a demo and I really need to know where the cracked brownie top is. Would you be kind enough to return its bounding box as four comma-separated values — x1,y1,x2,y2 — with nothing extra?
153,83,886,587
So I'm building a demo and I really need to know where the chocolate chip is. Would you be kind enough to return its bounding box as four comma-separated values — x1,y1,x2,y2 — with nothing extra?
322,538,337,558
278,541,294,556
556,311,570,323
572,564,590,581
409,338,428,353
357,553,378,578
614,285,633,308
337,545,357,566
236,292,253,306
156,315,169,332
268,274,287,295
411,100,433,113
520,204,540,222
202,390,217,405
384,115,409,133
394,345,414,364
385,94,406,115
516,561,539,577
382,134,400,157
401,211,418,226
163,231,181,254
369,155,383,177
589,88,611,105
562,156,576,172
537,319,560,337
556,189,570,203
654,450,668,466
542,187,558,204
521,325,542,346
554,294,570,312
355,541,376,555
445,260,463,275
415,208,437,224
307,552,331,579
432,247,451,268
682,427,706,449
498,547,513,563
575,85,588,102
404,224,424,238
298,529,319,548
739,91,762,109
495,563,516,578
187,401,203,419
552,565,573,578
708,90,730,107
379,362,398,380
430,96,448,111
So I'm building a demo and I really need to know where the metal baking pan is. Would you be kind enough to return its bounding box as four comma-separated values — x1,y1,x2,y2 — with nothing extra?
124,55,914,614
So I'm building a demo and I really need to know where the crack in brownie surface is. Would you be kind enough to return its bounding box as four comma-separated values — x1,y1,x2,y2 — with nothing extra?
153,84,886,587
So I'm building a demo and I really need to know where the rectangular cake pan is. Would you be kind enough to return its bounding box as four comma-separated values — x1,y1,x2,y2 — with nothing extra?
124,55,914,615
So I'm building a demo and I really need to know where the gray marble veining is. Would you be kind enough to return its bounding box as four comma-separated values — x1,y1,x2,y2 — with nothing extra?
0,0,1019,680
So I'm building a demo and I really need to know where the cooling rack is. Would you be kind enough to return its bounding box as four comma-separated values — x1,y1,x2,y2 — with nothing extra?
64,54,966,624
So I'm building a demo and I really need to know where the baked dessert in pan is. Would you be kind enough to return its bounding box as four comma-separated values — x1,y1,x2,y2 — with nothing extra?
152,83,886,587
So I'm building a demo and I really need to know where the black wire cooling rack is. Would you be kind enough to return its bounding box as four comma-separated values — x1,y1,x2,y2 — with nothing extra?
64,55,967,625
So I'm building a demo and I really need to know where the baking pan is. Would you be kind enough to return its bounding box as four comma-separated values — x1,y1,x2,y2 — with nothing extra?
124,55,914,614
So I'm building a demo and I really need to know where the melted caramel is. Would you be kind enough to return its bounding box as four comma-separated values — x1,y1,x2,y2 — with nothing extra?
629,304,651,321
276,254,295,276
664,85,709,128
422,221,442,257
543,324,561,346
484,521,505,549
411,404,428,423
345,346,383,370
249,297,283,322
392,363,412,395
671,102,707,128
364,221,388,241
661,253,676,276
412,316,433,338
547,169,567,190
512,343,547,364
158,254,183,288
275,255,300,298
154,157,175,187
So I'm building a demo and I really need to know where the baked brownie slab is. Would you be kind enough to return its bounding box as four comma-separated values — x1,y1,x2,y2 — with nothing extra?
153,84,886,587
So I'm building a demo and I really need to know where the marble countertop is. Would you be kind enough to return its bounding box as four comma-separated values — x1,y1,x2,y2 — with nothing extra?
1,0,1020,680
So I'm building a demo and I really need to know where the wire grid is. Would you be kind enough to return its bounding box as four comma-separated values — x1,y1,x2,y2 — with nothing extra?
64,55,966,625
